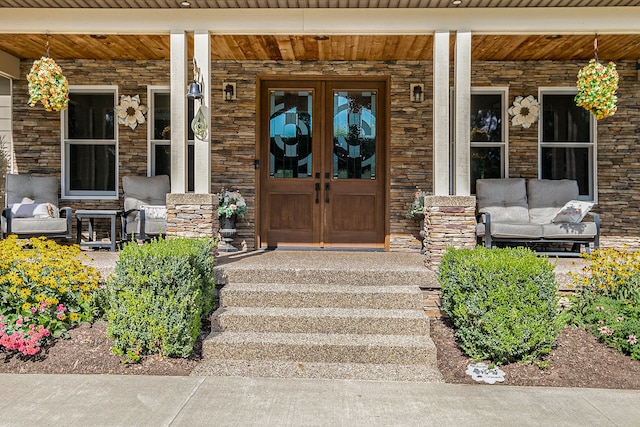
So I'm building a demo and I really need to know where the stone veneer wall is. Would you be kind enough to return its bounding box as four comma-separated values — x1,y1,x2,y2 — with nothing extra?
10,59,640,248
166,193,217,239
423,195,476,270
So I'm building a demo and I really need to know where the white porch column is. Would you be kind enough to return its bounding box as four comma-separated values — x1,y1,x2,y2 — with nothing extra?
432,30,450,196
193,30,211,194
454,31,472,196
170,31,188,194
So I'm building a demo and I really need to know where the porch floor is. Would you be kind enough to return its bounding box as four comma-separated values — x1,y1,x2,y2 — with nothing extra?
84,248,586,291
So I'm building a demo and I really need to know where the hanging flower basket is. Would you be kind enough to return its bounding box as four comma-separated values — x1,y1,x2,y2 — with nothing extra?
27,57,69,112
575,59,619,120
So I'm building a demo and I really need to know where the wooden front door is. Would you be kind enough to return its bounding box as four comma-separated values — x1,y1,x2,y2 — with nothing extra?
258,77,388,249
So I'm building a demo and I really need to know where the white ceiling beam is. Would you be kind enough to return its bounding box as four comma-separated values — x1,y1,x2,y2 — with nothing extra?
0,8,639,35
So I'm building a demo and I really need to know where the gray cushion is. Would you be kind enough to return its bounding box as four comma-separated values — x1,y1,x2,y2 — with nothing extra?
527,179,579,224
479,222,543,239
7,217,69,234
542,222,598,239
6,174,59,206
476,178,529,223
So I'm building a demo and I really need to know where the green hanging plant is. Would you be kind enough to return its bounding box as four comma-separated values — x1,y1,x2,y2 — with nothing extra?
575,58,619,121
27,56,69,112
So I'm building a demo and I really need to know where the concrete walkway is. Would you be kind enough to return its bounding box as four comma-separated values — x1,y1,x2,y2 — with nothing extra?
1,374,639,426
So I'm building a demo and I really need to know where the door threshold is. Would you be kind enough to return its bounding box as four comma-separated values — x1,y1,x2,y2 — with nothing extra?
262,245,385,252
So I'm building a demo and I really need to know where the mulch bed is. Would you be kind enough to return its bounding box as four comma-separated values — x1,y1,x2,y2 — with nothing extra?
2,318,640,389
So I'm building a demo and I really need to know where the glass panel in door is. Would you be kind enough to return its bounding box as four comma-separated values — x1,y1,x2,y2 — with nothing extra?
269,91,313,179
333,91,376,180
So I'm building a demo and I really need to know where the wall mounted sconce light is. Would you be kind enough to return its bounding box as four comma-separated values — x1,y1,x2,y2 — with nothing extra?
223,82,236,101
186,58,203,100
410,84,424,103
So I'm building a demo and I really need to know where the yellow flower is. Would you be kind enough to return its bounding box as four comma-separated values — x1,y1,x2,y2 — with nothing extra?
69,312,80,322
21,302,31,311
19,288,31,298
35,293,46,302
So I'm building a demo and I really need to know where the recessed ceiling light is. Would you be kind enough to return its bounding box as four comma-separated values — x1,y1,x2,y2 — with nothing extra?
180,1,191,6
90,34,107,40
452,0,462,4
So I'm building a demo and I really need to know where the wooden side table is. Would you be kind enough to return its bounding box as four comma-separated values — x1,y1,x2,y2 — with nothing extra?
76,209,123,252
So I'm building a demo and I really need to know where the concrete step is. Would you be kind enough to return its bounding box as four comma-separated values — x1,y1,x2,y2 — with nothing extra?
190,359,443,382
211,306,430,335
202,331,438,366
215,251,436,287
220,283,424,310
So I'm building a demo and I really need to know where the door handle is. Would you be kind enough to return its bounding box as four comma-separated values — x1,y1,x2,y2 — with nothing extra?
315,182,320,204
325,182,330,204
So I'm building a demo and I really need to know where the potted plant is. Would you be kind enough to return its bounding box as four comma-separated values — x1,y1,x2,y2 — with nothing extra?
407,188,428,253
407,188,427,219
218,188,247,224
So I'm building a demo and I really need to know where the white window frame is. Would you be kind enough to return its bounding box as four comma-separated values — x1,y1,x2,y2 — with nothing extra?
470,86,509,185
61,85,118,200
147,86,194,190
538,87,597,202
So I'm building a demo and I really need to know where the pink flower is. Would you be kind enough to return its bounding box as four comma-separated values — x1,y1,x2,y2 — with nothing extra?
596,306,604,311
628,335,637,345
230,204,237,211
57,304,66,312
31,307,37,314
616,317,623,322
598,326,615,336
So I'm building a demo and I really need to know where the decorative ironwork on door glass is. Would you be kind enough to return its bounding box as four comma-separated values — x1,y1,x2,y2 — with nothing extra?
269,90,313,179
333,91,376,180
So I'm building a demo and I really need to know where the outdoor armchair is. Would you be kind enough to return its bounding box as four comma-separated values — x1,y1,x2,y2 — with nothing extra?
1,174,73,239
121,174,170,241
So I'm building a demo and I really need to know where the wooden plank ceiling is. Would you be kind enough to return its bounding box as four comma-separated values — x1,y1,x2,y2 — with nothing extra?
1,33,639,62
2,0,637,7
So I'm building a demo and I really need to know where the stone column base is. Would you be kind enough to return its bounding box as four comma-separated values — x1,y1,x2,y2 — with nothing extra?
424,195,476,270
166,193,217,239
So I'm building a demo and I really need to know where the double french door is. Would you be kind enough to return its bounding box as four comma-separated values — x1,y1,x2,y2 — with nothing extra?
258,77,388,249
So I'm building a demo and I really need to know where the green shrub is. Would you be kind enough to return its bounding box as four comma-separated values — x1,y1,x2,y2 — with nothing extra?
106,237,216,363
0,236,102,356
438,246,560,364
568,248,640,359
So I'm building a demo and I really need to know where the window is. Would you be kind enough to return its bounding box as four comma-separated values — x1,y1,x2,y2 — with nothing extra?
148,87,194,192
539,88,596,200
469,88,508,194
62,86,117,199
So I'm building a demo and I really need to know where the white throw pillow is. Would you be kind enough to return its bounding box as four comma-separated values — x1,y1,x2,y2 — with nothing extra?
142,205,167,220
552,200,594,223
10,202,55,218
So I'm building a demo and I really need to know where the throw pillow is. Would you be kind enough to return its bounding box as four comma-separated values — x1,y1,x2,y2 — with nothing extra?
552,200,594,223
142,205,167,220
10,202,55,218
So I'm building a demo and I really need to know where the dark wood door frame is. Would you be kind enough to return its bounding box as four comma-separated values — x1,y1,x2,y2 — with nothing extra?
255,75,391,250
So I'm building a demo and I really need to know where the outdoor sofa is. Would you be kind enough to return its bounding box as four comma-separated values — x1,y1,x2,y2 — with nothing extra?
475,178,600,255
